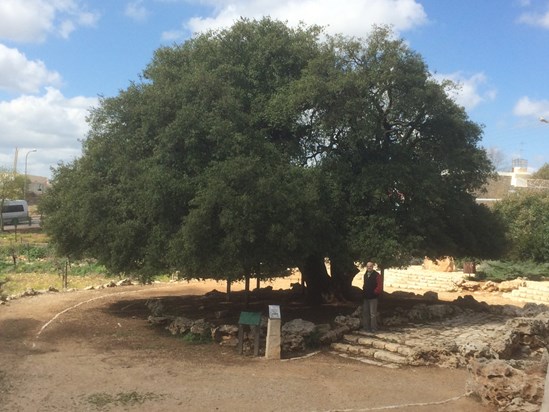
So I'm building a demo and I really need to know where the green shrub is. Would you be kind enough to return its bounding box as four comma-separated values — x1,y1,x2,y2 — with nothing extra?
477,260,549,282
180,332,212,344
23,244,52,260
69,261,109,277
0,275,9,297
304,330,322,349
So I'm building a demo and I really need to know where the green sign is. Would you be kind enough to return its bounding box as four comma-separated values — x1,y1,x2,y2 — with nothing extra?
238,311,261,326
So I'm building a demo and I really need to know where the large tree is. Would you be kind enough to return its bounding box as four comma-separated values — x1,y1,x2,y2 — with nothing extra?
41,19,502,303
531,163,549,180
268,27,501,298
494,190,549,263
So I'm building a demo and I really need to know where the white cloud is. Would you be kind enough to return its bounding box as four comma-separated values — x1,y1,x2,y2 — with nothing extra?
433,72,497,111
125,0,150,22
162,29,184,41
517,1,549,29
165,0,427,39
59,19,77,39
513,96,549,119
518,10,549,28
0,88,97,177
0,0,99,43
0,44,62,94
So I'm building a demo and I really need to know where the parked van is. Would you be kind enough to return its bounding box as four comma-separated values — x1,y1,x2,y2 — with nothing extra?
1,200,31,226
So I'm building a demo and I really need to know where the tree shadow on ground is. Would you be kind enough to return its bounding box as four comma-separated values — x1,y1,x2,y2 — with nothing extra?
104,286,488,328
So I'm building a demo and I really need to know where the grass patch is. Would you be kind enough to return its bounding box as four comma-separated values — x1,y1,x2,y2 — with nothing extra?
180,332,213,345
0,236,118,295
85,391,164,409
0,231,49,245
0,272,113,295
0,370,13,395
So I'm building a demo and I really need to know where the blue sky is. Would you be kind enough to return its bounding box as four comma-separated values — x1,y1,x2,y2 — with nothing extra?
0,0,548,179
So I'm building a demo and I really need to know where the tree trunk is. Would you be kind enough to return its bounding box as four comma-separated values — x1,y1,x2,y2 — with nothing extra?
379,266,385,297
255,264,261,290
298,255,332,305
226,279,231,302
244,270,250,308
330,256,359,301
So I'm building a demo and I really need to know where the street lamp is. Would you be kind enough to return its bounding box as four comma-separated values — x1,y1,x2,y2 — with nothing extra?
24,149,37,200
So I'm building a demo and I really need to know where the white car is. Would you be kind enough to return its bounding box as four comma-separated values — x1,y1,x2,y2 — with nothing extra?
1,199,31,226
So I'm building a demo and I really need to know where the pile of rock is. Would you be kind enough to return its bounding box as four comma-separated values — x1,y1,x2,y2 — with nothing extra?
145,291,549,411
0,285,60,303
334,297,549,412
147,302,335,353
464,310,549,411
1,277,137,304
453,277,526,293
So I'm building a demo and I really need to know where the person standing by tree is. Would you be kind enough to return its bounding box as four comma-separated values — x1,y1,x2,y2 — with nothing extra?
362,262,382,332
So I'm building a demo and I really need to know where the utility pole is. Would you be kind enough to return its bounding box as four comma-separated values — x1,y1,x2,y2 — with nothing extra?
24,149,37,200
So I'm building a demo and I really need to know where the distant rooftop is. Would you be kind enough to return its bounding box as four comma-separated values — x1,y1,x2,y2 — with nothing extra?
476,160,549,205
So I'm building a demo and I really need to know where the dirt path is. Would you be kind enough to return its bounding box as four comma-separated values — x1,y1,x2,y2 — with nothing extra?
0,280,495,411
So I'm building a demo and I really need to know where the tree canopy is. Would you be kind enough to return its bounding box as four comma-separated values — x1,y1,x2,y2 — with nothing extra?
40,19,503,302
531,163,549,180
494,190,549,263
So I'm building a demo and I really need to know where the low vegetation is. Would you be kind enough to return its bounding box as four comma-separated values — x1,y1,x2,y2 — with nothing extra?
0,231,114,296
1,224,547,299
84,391,165,409
476,260,549,282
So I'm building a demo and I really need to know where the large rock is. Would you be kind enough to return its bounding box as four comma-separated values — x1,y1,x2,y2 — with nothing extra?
454,279,481,291
452,295,490,312
166,316,194,335
506,316,549,340
212,324,239,346
116,278,133,286
498,278,526,292
382,314,408,326
145,299,165,316
426,304,459,319
467,359,545,411
423,256,455,272
190,319,214,337
320,325,349,344
490,329,521,359
281,319,316,352
406,304,459,322
147,315,175,325
455,331,497,359
481,281,499,292
334,315,360,330
282,318,316,335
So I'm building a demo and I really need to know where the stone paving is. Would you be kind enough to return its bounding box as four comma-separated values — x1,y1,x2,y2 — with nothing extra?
381,267,467,293
337,265,549,376
330,310,516,368
374,266,549,304
504,281,549,304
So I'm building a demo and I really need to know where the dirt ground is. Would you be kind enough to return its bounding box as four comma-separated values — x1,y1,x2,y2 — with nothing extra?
0,277,503,412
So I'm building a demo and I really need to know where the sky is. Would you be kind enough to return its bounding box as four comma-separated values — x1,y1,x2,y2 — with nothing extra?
0,0,548,180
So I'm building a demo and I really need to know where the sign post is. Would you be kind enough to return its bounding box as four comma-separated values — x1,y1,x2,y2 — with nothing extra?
237,311,262,356
265,305,281,360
